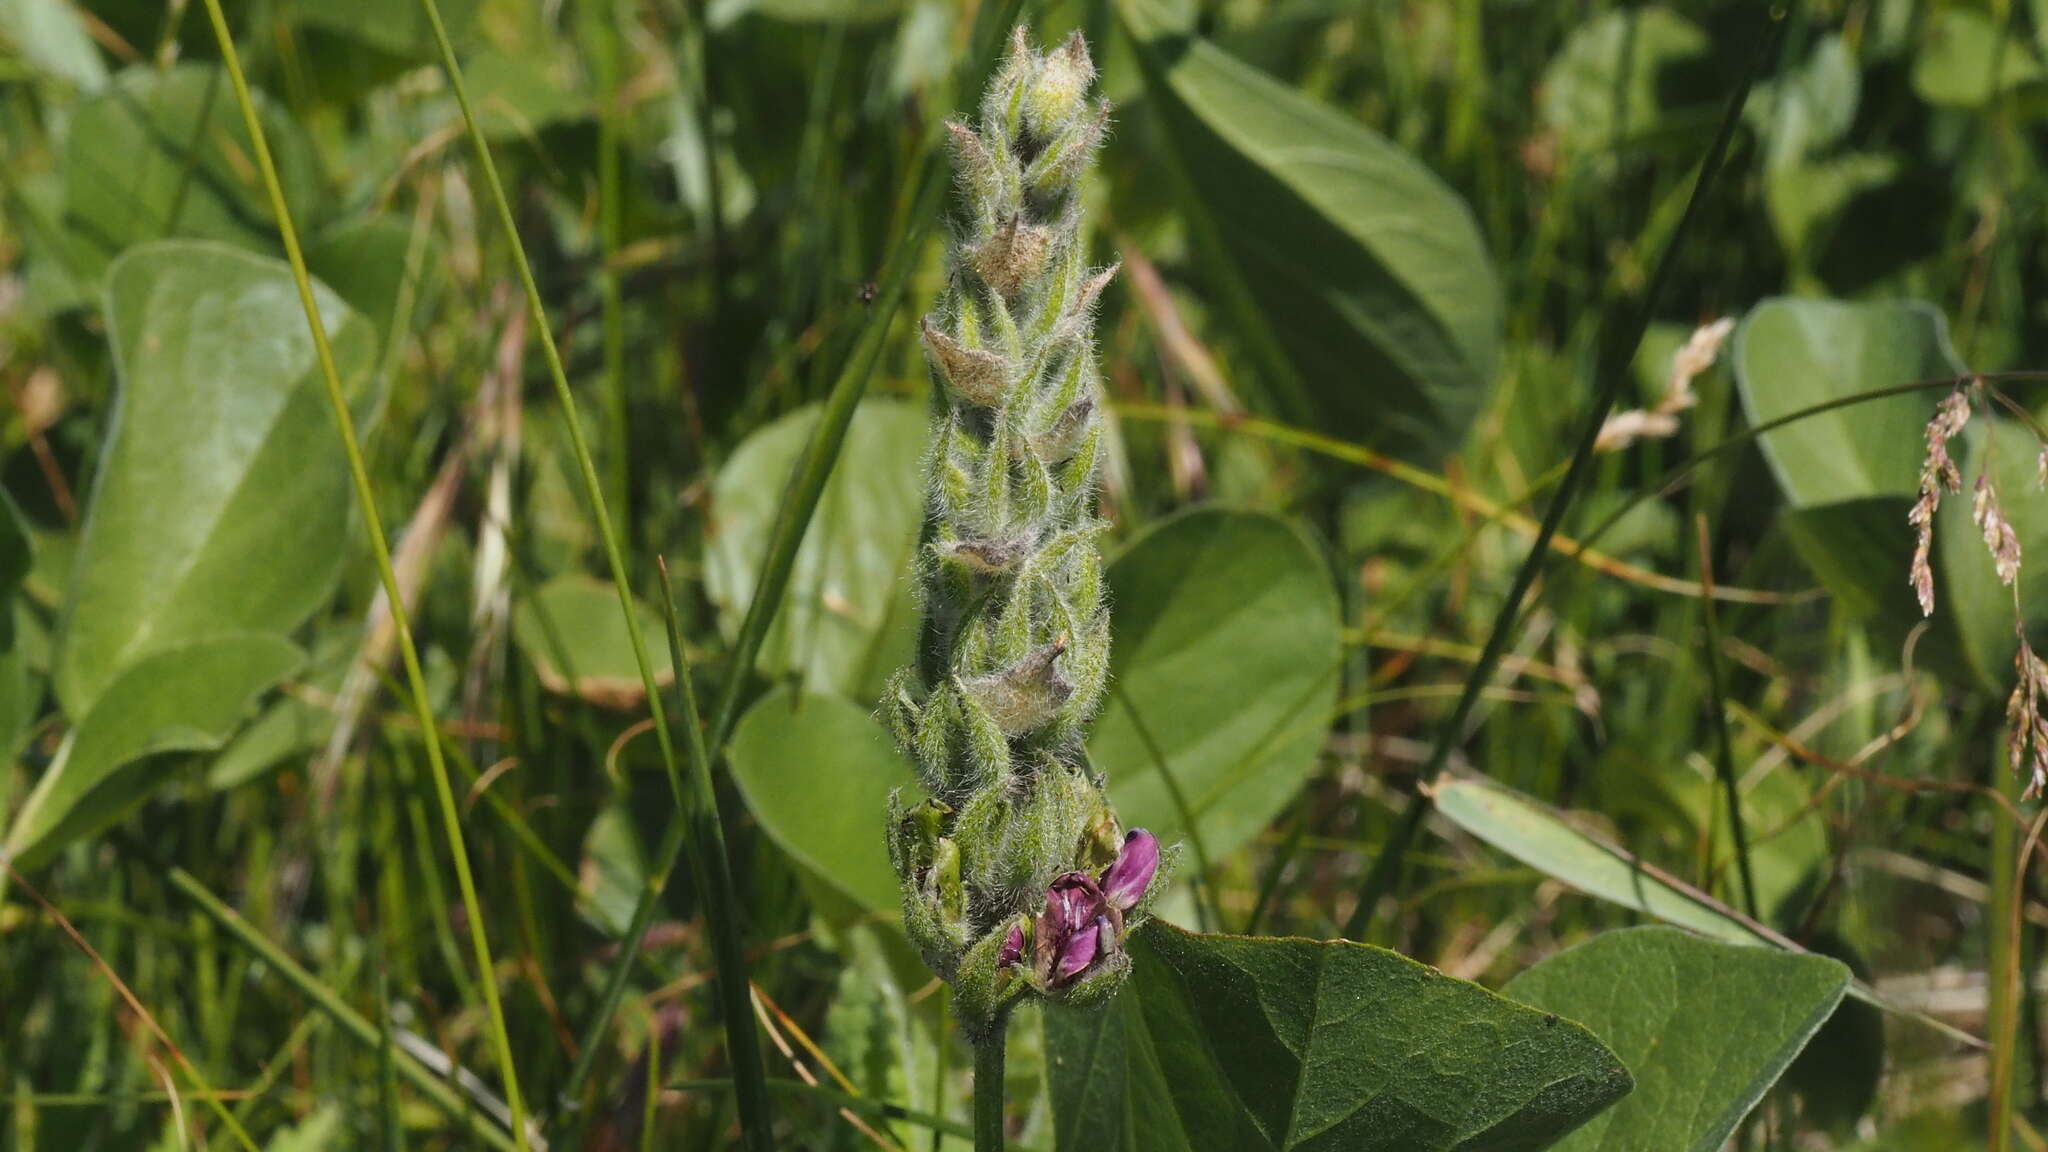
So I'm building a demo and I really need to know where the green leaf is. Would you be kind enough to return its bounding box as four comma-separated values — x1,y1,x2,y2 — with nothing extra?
511,574,673,710
1735,298,1948,509
725,510,1342,918
1119,0,1500,463
6,633,304,868
0,0,107,90
62,65,327,279
0,493,36,769
304,216,441,347
1435,775,1766,949
281,0,477,61
1089,509,1340,867
1433,775,1978,1048
1746,35,1860,173
703,399,926,701
1502,928,1850,1152
54,242,375,719
1046,922,1632,1151
262,1103,345,1151
1734,296,2046,692
1539,7,1712,155
1912,9,2044,109
726,686,912,918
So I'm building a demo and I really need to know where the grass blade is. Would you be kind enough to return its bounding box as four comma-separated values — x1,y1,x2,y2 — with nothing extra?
1342,1,1796,940
194,0,529,1141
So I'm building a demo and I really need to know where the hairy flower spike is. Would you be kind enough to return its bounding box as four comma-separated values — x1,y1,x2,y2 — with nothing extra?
882,29,1171,1041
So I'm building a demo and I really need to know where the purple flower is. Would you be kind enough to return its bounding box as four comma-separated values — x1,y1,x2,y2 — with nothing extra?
1099,829,1159,911
999,829,1164,991
999,922,1025,969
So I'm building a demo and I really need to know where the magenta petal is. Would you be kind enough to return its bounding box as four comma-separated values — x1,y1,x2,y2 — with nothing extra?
1046,871,1103,932
999,923,1025,970
1100,829,1159,910
1054,920,1100,983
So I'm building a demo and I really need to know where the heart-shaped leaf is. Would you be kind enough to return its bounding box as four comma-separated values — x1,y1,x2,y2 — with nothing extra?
1045,922,1632,1151
703,398,926,701
1090,509,1341,867
7,633,304,868
55,242,375,719
1118,0,1500,463
1502,927,1850,1152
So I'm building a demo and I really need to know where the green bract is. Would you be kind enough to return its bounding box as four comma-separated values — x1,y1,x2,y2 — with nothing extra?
880,29,1169,1038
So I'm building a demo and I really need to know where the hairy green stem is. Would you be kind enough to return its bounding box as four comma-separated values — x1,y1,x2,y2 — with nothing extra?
195,0,529,1141
1343,0,1794,941
973,1031,1006,1152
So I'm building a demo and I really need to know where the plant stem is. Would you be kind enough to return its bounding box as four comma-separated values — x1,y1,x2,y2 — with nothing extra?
973,1031,1006,1152
1695,514,1758,919
195,1,529,1142
1341,0,1793,941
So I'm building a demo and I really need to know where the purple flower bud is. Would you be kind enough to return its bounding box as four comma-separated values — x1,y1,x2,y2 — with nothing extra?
1099,829,1159,911
1034,872,1110,988
1055,919,1101,982
999,923,1025,970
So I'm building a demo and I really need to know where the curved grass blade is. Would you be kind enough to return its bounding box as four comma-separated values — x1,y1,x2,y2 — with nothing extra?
194,0,529,1140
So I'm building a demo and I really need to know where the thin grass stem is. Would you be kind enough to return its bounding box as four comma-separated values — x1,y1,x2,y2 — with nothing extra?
194,0,529,1141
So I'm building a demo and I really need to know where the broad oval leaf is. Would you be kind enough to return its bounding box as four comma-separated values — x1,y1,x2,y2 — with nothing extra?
511,574,672,710
1090,508,1340,866
63,66,326,279
1046,922,1632,1151
54,242,375,719
1734,297,2047,692
1503,927,1850,1152
703,398,926,701
1118,0,1501,463
726,686,912,917
7,632,304,868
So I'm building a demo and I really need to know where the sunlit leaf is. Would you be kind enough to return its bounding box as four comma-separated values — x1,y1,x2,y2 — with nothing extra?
726,686,911,918
511,574,672,710
1119,0,1500,463
1540,7,1712,154
6,633,304,868
703,399,926,701
55,242,375,719
1912,9,2044,108
1091,509,1340,867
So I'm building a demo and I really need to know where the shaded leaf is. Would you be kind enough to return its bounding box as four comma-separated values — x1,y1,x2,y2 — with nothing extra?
1539,7,1712,154
1503,927,1850,1152
1119,0,1500,463
703,399,925,701
62,66,326,278
7,633,304,868
1046,922,1632,1151
281,0,477,61
1090,509,1340,867
55,242,375,718
511,574,672,710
